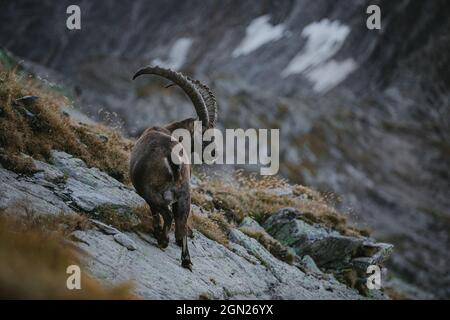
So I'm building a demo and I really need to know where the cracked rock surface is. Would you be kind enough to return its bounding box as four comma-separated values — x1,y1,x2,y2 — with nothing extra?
74,228,370,300
0,150,144,214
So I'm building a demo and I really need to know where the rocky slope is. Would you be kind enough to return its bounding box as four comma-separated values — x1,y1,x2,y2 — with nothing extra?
0,149,390,299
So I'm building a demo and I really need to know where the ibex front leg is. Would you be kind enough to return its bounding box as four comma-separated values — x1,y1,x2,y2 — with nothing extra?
173,193,192,271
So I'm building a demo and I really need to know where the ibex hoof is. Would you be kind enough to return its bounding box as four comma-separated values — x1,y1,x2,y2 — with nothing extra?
182,260,193,271
157,238,169,249
187,227,194,238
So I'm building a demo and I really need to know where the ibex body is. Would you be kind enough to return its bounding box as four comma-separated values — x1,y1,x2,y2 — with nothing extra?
130,67,217,270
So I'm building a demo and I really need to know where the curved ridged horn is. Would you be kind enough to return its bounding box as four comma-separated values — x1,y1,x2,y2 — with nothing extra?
189,78,218,128
133,66,209,128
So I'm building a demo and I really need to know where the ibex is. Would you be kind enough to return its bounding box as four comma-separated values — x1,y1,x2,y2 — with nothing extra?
130,66,218,270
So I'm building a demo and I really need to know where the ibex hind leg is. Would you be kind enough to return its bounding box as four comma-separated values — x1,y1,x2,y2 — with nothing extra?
173,195,192,271
147,205,163,245
146,199,171,249
157,205,173,249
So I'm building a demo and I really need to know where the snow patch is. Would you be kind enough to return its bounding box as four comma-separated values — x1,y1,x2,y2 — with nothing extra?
282,19,350,76
153,37,193,70
232,15,285,57
306,59,357,93
281,19,357,92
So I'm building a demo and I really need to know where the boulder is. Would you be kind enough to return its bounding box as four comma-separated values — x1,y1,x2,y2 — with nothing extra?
0,167,73,215
239,216,266,233
264,208,393,286
113,233,137,251
50,151,145,211
0,150,145,215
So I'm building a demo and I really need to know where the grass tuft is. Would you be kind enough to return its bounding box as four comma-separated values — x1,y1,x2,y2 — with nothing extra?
192,172,367,237
239,227,295,264
0,65,132,183
189,212,230,248
93,204,154,234
0,209,136,299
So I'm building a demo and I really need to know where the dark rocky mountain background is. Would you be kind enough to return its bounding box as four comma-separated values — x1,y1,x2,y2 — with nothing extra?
1,0,449,298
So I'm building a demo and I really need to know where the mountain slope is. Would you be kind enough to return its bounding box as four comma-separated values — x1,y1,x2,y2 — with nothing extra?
1,0,448,297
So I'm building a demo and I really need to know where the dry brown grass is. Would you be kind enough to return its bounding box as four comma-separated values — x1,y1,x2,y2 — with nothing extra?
93,204,154,234
26,211,92,237
0,211,135,299
0,65,132,182
198,292,212,300
189,212,230,248
383,286,409,300
191,188,215,212
239,227,295,264
192,172,367,237
0,151,36,174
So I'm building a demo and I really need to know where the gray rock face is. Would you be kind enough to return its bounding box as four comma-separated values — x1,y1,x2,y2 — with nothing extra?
0,165,73,215
0,151,145,215
74,227,370,300
50,151,145,211
264,208,393,274
299,255,322,274
113,233,137,251
90,219,121,235
239,216,267,233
